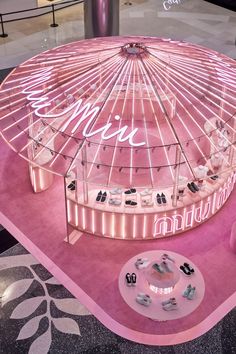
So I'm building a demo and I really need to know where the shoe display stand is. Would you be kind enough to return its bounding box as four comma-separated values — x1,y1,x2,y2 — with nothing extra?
66,168,235,240
118,250,205,321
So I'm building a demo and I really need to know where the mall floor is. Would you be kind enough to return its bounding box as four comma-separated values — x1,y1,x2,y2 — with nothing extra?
0,0,236,353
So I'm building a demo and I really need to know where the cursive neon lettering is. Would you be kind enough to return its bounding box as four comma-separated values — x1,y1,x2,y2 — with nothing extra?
20,67,146,147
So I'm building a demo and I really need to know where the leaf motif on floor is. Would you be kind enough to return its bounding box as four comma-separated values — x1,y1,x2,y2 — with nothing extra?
53,298,91,316
1,278,34,306
16,315,43,340
10,296,45,319
53,317,81,336
45,276,61,285
28,327,52,354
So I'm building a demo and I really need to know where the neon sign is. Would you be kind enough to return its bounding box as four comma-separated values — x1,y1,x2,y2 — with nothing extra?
153,171,236,237
21,67,146,147
163,0,183,11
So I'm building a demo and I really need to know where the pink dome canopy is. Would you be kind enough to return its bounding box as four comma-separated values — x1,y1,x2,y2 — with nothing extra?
0,36,236,188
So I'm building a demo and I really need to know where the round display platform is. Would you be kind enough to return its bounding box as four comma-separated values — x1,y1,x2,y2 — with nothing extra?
118,250,205,321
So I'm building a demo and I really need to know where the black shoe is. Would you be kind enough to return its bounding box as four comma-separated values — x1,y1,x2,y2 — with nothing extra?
156,193,162,204
187,183,196,193
211,175,218,180
126,273,132,286
101,192,107,202
215,120,219,129
131,272,137,285
180,265,191,276
220,121,224,129
125,200,132,205
130,188,136,193
184,262,194,274
125,189,132,194
70,185,76,191
96,191,102,202
161,193,167,204
67,180,75,189
130,201,137,206
191,182,199,192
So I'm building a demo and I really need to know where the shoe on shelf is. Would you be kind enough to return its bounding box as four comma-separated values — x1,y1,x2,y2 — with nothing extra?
142,200,154,207
161,297,176,306
187,183,196,193
156,193,162,205
183,262,195,274
191,182,199,192
210,175,219,180
161,193,167,204
101,192,107,203
160,260,173,273
96,190,102,202
152,263,164,273
70,185,76,191
162,301,178,311
125,273,132,286
180,265,191,276
110,188,122,195
140,189,152,196
182,284,192,298
67,180,75,190
109,198,122,206
131,273,137,286
136,293,152,307
124,188,136,194
125,200,137,206
187,286,196,300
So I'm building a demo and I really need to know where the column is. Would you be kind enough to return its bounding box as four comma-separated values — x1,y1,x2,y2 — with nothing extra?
84,0,120,38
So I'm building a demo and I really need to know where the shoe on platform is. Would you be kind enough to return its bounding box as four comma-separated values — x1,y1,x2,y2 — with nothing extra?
152,263,164,273
184,262,194,274
182,284,192,298
136,293,152,307
162,301,178,311
187,286,196,300
125,273,132,286
135,258,150,269
131,272,137,286
101,192,107,202
161,297,176,306
161,260,173,273
187,183,196,193
180,265,191,276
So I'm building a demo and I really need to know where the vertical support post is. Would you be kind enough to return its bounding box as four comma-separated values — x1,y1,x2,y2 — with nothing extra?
50,4,59,27
64,175,71,243
0,14,8,38
82,145,89,204
172,145,181,207
84,0,120,38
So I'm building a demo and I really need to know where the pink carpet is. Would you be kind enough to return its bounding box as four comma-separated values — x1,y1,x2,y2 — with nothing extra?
0,138,236,345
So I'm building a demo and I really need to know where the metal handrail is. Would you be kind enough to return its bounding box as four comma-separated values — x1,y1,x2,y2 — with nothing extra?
0,0,83,38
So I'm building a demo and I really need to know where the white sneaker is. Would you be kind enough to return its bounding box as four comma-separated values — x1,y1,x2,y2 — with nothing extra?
109,198,121,206
135,258,150,269
140,189,152,196
161,297,176,306
162,302,178,311
136,293,152,307
110,188,122,195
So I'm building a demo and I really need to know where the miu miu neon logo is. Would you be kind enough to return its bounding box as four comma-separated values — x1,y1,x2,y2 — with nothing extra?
21,66,146,147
